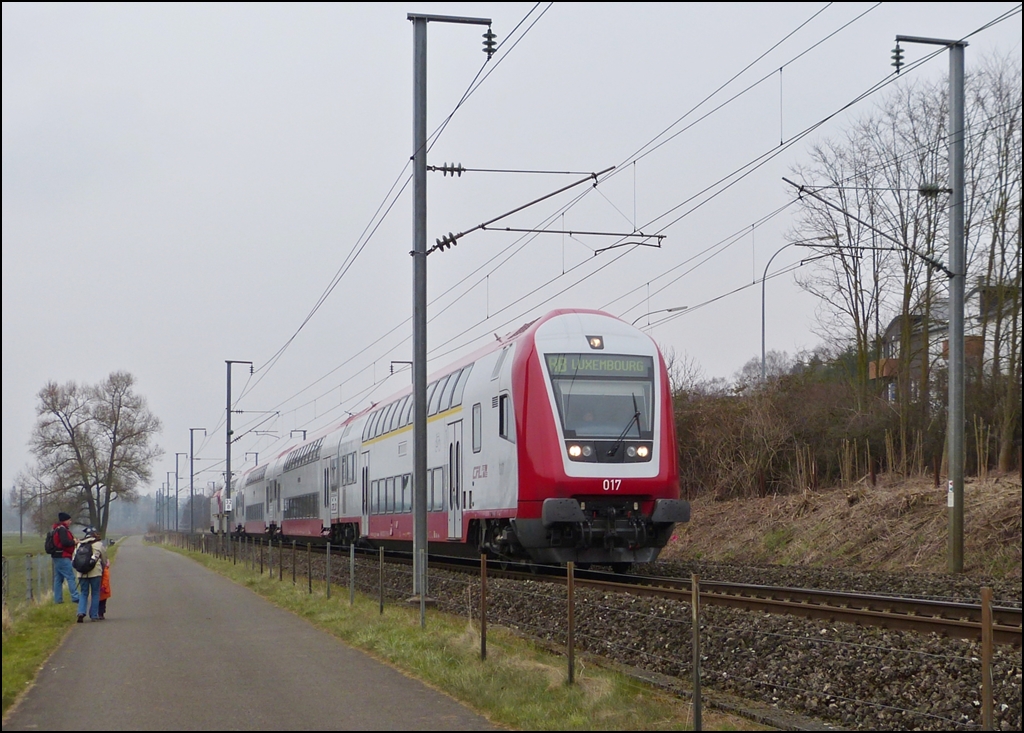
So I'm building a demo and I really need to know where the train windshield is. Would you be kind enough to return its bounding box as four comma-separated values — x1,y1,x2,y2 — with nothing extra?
544,353,655,439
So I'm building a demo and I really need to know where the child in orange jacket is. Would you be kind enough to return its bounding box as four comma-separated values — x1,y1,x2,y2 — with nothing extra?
98,563,112,620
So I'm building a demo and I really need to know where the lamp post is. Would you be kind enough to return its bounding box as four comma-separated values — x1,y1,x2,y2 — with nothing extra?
760,237,837,381
408,11,494,616
631,306,688,327
189,427,206,534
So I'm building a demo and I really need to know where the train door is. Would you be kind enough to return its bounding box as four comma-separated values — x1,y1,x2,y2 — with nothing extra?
447,420,463,540
324,457,336,530
360,450,370,535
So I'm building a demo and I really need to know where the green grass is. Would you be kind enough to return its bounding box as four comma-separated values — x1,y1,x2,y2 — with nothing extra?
1,602,76,713
168,543,764,731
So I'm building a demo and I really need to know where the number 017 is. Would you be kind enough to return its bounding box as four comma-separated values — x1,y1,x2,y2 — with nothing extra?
602,479,621,492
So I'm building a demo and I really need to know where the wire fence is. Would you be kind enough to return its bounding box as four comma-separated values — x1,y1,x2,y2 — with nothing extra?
161,533,1021,732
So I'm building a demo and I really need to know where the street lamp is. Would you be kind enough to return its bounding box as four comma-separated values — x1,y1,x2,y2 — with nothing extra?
761,236,835,381
631,306,688,327
189,427,206,534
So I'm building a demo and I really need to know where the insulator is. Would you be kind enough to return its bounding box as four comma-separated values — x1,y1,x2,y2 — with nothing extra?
482,27,496,58
891,45,904,74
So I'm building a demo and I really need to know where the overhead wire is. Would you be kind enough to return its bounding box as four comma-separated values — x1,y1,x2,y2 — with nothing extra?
214,5,1019,460
224,2,912,430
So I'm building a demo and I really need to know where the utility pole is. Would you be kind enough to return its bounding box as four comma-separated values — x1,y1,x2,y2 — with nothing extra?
225,360,252,536
189,427,206,533
895,34,967,573
408,12,494,617
174,453,188,532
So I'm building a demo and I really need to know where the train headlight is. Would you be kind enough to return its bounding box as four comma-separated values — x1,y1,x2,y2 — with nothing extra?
582,444,593,457
568,444,582,458
636,445,649,458
626,446,637,458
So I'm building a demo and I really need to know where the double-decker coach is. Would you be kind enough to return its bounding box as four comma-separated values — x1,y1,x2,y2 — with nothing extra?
234,309,689,570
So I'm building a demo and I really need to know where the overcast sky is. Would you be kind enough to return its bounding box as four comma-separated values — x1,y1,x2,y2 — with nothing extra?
3,2,1021,501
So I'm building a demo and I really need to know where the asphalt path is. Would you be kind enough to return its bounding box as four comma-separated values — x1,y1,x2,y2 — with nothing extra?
3,535,498,730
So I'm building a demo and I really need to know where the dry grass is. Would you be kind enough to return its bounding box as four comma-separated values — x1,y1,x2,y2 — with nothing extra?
666,473,1022,578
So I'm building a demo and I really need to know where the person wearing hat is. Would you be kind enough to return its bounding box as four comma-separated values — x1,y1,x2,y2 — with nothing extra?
74,526,107,622
49,512,79,605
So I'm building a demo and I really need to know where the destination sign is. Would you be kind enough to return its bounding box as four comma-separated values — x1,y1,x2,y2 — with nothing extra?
545,353,652,378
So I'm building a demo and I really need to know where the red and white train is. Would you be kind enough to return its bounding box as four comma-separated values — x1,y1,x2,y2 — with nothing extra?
229,309,689,569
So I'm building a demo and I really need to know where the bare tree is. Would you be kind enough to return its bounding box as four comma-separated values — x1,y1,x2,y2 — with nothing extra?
789,55,1021,476
26,371,162,536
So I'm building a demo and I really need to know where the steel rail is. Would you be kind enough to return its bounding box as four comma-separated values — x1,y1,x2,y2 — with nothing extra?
200,535,1022,646
572,575,1021,647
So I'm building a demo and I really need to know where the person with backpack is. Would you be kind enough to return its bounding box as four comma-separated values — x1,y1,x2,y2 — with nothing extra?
47,512,79,605
73,526,107,622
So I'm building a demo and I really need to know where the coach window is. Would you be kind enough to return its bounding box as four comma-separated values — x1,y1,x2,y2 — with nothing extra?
390,396,408,432
399,394,414,427
381,402,398,436
498,393,514,442
400,474,411,512
375,404,391,438
428,374,450,416
438,371,458,412
431,466,445,511
363,410,378,441
424,380,439,416
472,403,482,453
451,364,473,407
388,399,403,432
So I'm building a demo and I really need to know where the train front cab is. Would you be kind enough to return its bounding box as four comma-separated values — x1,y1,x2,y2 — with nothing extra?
509,311,690,568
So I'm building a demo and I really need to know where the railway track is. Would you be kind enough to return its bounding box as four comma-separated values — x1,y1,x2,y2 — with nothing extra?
423,552,1023,647
216,535,1024,647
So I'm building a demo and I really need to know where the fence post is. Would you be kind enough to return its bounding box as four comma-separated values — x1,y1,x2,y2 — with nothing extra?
981,586,993,731
349,543,355,607
567,560,575,685
378,547,384,615
692,572,702,731
326,542,331,599
307,543,312,594
292,541,297,585
480,553,488,661
25,554,33,602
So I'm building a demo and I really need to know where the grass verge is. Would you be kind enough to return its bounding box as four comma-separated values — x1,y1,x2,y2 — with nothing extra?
166,543,764,731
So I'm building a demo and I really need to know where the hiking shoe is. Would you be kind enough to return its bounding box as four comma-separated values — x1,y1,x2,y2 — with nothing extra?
77,614,85,623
